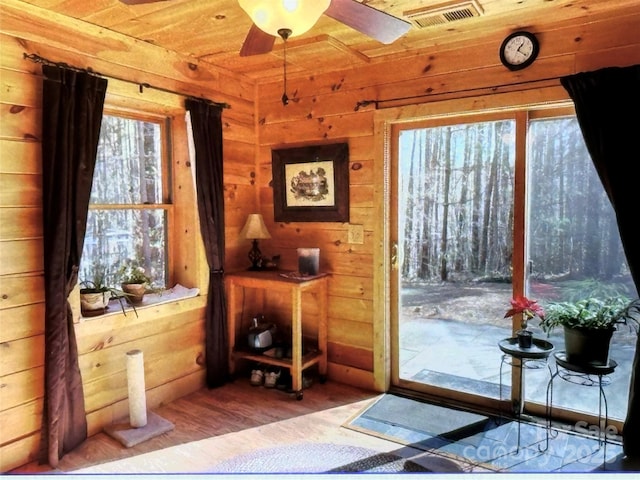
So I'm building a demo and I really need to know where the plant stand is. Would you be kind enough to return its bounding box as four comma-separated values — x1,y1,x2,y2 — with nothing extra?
544,351,617,468
498,337,554,453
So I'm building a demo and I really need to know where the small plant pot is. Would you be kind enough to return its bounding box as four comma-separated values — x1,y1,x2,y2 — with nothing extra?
516,329,533,348
80,290,110,316
121,283,146,305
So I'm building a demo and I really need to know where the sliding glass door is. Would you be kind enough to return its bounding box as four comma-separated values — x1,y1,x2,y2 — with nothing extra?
391,106,636,426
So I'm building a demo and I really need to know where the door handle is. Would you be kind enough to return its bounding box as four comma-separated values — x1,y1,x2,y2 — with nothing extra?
391,242,398,270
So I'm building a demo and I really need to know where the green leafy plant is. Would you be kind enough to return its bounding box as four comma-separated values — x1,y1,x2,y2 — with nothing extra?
117,258,152,285
80,265,138,317
539,296,640,333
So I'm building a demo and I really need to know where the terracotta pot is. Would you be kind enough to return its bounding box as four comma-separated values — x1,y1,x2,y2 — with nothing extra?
121,283,146,305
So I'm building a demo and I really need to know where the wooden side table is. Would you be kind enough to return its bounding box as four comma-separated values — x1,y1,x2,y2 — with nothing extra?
225,270,329,400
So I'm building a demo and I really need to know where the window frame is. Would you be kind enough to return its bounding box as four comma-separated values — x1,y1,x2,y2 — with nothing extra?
80,107,175,309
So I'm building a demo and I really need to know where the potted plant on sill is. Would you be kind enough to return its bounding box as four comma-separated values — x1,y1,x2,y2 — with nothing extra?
117,258,152,305
539,296,640,366
504,295,546,348
79,268,130,317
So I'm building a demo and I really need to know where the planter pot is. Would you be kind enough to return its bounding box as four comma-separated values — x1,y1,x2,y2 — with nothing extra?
563,325,614,366
121,283,146,305
516,329,533,348
80,290,110,316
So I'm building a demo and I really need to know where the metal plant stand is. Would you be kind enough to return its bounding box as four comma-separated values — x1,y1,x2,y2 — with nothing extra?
544,351,617,469
498,337,555,453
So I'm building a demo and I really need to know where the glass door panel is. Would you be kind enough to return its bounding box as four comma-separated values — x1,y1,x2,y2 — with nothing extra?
394,117,518,405
525,115,637,423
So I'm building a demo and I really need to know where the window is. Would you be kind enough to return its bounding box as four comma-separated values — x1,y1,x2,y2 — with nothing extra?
79,112,171,292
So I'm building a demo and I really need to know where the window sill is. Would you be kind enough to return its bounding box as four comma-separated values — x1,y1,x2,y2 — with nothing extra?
79,284,200,321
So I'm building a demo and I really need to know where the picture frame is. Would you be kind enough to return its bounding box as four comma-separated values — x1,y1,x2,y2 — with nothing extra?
272,142,349,223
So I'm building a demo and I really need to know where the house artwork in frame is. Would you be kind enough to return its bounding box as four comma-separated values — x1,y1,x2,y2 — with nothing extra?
272,143,349,222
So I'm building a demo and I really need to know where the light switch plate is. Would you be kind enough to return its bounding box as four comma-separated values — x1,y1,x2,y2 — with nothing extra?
348,224,364,244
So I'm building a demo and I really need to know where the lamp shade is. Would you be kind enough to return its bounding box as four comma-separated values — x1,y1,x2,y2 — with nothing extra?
240,213,271,240
238,0,331,38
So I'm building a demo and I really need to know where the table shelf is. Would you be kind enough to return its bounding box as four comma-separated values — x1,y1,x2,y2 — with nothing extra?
226,270,329,400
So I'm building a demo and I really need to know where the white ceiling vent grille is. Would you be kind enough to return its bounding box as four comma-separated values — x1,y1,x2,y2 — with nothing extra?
404,0,484,29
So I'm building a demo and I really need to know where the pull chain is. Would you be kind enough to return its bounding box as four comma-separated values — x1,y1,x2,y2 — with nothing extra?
278,28,292,106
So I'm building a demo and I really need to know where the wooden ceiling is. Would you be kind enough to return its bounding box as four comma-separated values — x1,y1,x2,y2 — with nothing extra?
19,0,640,83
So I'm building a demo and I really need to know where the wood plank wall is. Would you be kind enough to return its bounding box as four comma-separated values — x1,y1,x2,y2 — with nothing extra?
0,1,257,471
254,6,640,392
1,0,639,473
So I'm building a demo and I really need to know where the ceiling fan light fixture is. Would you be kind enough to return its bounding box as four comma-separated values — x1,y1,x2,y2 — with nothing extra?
238,0,330,38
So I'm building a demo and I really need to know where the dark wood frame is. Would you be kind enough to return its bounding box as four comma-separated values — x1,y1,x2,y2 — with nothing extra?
272,142,349,222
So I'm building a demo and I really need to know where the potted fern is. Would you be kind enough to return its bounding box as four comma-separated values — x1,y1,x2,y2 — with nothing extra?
539,296,640,366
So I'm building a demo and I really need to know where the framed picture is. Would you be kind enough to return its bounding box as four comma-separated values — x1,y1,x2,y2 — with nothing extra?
272,142,349,222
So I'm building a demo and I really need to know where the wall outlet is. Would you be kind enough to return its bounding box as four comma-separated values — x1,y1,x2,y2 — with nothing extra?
348,224,364,244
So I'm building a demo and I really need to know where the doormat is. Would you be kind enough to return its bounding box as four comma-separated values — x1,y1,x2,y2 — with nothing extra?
344,393,489,451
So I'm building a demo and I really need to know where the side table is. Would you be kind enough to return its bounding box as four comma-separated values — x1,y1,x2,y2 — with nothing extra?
498,337,554,453
545,351,617,467
226,270,329,400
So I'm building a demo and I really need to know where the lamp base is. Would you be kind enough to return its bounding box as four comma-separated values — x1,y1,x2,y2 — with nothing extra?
248,239,262,270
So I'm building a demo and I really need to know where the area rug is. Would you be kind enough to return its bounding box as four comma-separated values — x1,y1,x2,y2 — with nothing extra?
208,442,431,473
73,398,465,475
344,393,490,448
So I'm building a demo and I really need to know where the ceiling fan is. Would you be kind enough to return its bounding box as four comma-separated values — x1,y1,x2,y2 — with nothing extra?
118,0,412,56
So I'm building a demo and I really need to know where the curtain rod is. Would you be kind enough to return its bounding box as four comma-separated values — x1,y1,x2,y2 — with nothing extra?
23,53,231,109
354,76,562,111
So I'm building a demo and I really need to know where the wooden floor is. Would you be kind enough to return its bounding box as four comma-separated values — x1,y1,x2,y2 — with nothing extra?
12,378,387,473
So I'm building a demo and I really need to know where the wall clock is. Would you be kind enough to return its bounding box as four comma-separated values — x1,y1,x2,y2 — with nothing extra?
499,31,539,71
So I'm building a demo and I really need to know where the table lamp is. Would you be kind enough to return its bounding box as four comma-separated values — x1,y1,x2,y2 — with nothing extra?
240,213,271,270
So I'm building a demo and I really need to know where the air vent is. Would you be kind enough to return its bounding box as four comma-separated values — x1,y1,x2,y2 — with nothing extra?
404,0,484,29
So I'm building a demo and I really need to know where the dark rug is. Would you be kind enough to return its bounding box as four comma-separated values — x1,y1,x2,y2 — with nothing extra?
345,393,490,445
208,442,434,473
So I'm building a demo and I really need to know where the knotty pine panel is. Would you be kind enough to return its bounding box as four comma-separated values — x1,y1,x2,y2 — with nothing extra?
74,298,206,355
82,329,205,413
0,334,44,377
0,275,44,310
329,274,374,301
0,366,43,412
0,173,41,207
258,111,375,146
0,104,40,142
0,304,44,343
0,399,42,445
329,297,373,325
0,207,41,240
0,433,40,473
327,342,373,372
0,239,43,276
327,317,372,351
0,140,39,174
0,68,40,108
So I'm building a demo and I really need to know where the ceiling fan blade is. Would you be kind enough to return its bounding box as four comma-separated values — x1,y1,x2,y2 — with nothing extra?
119,0,169,5
240,23,276,57
325,0,411,44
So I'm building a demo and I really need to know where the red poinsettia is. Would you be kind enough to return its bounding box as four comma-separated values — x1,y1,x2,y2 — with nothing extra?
504,295,545,329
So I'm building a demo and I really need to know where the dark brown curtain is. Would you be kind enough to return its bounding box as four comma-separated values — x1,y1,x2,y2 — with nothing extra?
560,64,640,458
185,98,230,387
40,65,107,466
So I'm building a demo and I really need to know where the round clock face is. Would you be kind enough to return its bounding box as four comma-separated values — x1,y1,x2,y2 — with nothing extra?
500,31,539,71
